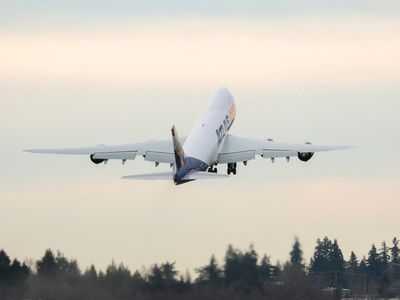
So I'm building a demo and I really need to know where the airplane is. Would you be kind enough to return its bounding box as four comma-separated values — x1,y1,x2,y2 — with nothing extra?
25,87,353,185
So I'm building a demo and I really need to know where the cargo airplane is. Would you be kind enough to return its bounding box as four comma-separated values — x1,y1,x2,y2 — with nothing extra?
25,87,353,184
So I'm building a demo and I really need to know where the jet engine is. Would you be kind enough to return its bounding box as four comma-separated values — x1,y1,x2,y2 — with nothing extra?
90,154,105,164
297,142,314,162
297,152,314,162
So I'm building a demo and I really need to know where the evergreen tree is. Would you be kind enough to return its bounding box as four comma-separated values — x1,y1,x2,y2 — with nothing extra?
240,245,259,286
147,264,165,291
105,261,131,290
391,237,400,280
196,255,222,286
359,257,367,274
379,242,391,299
84,265,98,281
346,252,360,293
270,261,282,279
348,251,359,271
380,242,390,273
161,262,178,289
309,237,345,287
9,259,30,282
309,237,332,273
392,237,400,265
330,240,345,273
367,244,381,278
359,257,368,294
223,245,261,287
223,244,242,285
290,237,304,267
0,250,11,281
176,270,192,292
131,270,146,290
55,251,80,278
259,254,271,281
36,249,58,277
330,239,345,287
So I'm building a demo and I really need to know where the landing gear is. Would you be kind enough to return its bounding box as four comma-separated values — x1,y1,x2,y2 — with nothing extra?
227,162,237,175
208,164,218,173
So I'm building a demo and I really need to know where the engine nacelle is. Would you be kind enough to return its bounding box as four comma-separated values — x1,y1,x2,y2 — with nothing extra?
298,142,314,162
297,152,314,162
90,154,105,164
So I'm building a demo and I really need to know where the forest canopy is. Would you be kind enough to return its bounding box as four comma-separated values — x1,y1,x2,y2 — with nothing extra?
0,237,399,300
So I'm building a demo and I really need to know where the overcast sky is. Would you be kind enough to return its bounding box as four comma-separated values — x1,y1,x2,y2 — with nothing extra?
1,1,400,273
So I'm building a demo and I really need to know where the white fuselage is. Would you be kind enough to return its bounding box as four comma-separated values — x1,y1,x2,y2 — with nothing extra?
183,87,236,165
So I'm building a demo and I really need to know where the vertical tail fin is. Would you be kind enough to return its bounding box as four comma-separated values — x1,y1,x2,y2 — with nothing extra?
171,125,185,172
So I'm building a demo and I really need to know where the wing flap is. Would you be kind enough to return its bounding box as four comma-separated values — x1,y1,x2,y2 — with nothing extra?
261,150,296,158
218,150,255,164
144,151,174,164
184,171,229,180
92,151,137,160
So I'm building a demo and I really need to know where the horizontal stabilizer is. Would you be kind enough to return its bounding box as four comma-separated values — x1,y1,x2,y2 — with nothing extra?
121,170,229,181
121,171,173,180
184,171,229,180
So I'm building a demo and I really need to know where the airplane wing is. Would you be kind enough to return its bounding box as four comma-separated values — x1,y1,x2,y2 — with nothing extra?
218,134,354,163
24,139,181,164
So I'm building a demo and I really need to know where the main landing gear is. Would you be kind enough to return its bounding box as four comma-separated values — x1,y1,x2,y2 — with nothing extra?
208,164,218,173
227,162,237,175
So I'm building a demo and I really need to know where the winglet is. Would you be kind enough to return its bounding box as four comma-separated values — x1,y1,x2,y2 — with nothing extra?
171,125,185,172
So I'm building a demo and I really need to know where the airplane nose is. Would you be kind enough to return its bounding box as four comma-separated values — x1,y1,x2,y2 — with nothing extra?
215,87,231,99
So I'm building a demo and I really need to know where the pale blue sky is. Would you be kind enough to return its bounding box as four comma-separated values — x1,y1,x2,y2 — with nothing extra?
2,0,400,16
1,1,399,273
2,0,400,31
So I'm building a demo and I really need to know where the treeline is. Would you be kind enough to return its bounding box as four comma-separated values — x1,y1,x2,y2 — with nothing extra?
0,237,399,300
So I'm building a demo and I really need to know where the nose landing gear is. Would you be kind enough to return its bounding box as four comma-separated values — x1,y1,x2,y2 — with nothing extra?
227,162,237,175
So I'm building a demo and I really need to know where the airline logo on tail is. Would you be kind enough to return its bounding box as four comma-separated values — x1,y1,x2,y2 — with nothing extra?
216,103,236,146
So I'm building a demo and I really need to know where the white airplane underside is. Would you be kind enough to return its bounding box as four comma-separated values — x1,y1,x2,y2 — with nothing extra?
25,87,353,185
